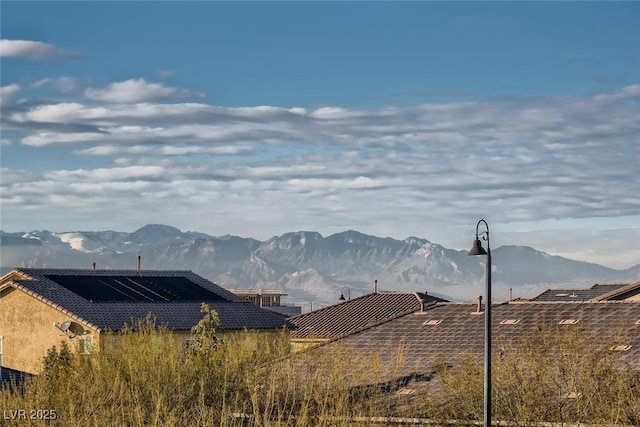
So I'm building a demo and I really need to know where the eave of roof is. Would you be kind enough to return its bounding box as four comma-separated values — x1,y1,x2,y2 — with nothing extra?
1,281,103,332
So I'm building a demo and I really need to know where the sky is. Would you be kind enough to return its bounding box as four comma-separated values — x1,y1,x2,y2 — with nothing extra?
1,2,639,270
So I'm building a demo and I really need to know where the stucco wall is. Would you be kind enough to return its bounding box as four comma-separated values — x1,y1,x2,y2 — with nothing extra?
0,287,99,374
290,338,328,353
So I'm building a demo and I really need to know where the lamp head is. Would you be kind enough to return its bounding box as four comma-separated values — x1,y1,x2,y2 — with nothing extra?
339,293,346,301
468,238,488,256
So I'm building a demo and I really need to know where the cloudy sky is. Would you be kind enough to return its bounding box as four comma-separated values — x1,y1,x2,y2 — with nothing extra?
1,2,639,269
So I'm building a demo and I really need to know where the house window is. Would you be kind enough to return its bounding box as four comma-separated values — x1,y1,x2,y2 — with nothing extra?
79,337,93,354
558,319,579,325
500,319,521,325
261,295,279,307
422,319,442,326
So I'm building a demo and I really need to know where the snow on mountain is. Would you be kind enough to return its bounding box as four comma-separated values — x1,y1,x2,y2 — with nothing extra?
1,224,635,304
55,232,109,253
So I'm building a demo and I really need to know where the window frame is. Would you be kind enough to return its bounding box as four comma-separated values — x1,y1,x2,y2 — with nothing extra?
78,337,93,355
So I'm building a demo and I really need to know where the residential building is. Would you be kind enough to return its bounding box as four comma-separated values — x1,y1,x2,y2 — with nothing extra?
533,280,640,302
291,299,640,390
0,268,291,374
0,365,30,390
228,288,302,317
288,291,447,351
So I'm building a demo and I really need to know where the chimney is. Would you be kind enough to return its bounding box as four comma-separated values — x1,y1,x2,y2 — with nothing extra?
137,255,141,272
477,295,483,313
509,287,513,301
374,279,378,293
92,262,96,271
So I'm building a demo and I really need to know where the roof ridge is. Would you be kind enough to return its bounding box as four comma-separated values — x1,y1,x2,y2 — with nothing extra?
590,280,640,302
289,291,429,321
289,292,379,320
507,299,636,304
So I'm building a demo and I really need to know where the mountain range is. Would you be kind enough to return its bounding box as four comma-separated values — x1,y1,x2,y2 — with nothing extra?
1,224,638,309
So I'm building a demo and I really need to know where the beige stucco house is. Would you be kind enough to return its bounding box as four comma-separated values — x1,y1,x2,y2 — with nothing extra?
0,268,291,374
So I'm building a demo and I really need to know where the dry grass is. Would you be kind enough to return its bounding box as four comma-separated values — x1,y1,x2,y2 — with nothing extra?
2,313,639,426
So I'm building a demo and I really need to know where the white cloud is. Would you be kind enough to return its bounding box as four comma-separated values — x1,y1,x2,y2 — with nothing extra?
31,77,77,93
2,84,639,268
84,79,205,103
0,83,21,107
43,165,165,181
286,176,383,191
73,144,252,156
0,39,82,60
593,84,640,102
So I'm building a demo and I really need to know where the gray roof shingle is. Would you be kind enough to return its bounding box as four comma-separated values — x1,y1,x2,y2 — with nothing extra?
0,366,31,389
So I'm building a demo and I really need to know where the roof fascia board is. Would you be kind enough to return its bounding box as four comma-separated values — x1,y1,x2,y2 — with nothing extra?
5,282,102,333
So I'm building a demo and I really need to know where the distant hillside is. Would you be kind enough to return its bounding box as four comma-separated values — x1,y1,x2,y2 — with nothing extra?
1,225,637,308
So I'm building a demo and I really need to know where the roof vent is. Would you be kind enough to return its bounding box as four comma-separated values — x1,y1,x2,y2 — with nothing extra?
500,319,520,325
610,345,632,352
422,319,442,326
471,295,484,315
558,319,579,325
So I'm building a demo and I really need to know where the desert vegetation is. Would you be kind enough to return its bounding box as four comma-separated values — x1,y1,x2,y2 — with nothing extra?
2,308,639,426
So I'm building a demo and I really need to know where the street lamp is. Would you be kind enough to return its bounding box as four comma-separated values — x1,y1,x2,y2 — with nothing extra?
468,219,491,427
338,286,351,301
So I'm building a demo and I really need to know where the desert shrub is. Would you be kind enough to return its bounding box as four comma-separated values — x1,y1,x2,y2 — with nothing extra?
2,314,638,426
419,324,640,425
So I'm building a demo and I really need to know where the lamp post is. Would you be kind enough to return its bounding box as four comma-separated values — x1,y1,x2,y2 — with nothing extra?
468,219,491,427
338,286,351,301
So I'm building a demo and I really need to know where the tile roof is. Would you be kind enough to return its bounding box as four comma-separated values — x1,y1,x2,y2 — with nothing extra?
0,268,291,332
591,280,640,301
0,366,31,389
289,291,447,339
532,283,630,301
304,301,640,383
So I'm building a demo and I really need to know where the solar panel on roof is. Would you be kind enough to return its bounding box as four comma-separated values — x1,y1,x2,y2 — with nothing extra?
44,275,228,303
